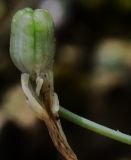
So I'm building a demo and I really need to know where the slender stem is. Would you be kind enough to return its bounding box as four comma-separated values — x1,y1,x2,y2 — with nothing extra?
59,107,131,145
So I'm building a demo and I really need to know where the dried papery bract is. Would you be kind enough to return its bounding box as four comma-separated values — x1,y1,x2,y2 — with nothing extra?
10,8,77,160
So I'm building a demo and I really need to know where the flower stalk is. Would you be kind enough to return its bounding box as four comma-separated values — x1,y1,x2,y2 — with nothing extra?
59,107,131,145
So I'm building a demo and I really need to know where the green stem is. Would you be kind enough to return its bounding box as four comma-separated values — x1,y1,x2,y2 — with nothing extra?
59,107,131,145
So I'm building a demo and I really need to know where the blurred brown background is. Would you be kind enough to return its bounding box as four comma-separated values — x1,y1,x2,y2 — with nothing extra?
1,0,131,159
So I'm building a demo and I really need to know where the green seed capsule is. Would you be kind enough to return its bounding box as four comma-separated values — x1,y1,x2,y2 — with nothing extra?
10,8,55,75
